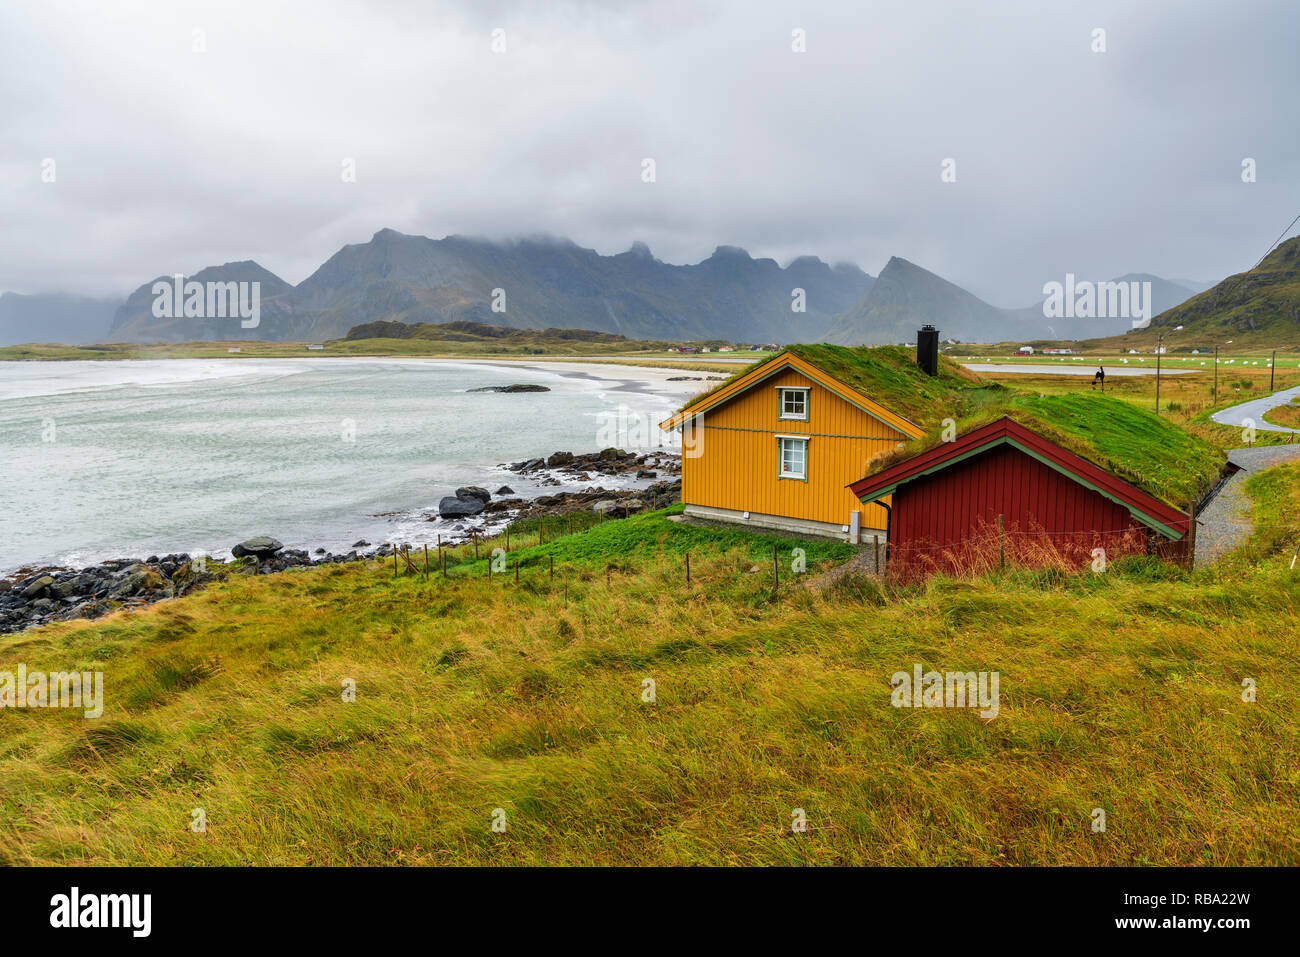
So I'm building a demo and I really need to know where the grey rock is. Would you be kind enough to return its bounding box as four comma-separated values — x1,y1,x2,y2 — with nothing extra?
112,565,153,597
546,451,575,467
495,486,514,496
22,575,55,599
455,486,491,504
50,580,80,599
468,383,550,393
592,499,620,515
232,536,284,558
439,496,485,518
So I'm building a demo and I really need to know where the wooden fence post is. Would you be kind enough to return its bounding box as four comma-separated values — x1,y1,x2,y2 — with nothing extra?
873,534,880,576
423,544,429,581
685,551,691,584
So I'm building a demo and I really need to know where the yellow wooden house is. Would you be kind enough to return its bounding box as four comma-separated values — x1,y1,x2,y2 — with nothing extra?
658,344,952,542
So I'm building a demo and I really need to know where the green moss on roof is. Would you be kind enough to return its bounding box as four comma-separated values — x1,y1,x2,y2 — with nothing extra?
676,343,1007,430
673,344,1224,507
866,392,1225,507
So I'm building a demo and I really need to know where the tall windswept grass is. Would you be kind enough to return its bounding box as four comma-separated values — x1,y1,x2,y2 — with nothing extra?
0,500,1297,866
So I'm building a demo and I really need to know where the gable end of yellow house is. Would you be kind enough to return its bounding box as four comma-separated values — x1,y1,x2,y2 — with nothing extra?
659,352,921,544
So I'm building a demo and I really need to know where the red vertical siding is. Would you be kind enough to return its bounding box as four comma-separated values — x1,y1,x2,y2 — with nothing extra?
888,443,1156,575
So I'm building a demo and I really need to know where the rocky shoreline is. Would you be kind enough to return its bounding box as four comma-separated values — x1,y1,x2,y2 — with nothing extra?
436,447,681,524
0,447,682,636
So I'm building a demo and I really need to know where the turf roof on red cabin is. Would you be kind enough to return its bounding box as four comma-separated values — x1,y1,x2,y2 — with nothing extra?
847,416,1191,540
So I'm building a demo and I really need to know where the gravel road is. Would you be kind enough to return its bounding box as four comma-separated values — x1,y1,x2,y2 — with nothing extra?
1194,444,1300,567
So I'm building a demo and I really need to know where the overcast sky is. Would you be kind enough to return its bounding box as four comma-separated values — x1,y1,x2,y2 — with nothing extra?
2,0,1297,307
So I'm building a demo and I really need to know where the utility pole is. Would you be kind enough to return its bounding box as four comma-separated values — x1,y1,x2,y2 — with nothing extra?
1154,334,1163,413
1271,349,1276,391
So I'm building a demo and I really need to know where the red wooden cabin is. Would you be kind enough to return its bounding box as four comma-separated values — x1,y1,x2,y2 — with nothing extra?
848,417,1193,577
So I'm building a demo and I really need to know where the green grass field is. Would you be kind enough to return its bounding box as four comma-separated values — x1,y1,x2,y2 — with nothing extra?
3,478,1298,865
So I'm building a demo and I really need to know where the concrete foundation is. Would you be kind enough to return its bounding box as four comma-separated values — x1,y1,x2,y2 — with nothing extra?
683,504,886,545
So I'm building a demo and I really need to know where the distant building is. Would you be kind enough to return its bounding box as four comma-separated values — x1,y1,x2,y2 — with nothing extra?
227,347,242,353
306,344,325,351
1017,346,1035,355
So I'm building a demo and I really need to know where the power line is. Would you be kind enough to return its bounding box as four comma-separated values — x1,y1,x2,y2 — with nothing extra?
1254,212,1300,269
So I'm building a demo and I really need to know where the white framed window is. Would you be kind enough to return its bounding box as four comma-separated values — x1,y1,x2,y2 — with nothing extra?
777,387,809,420
777,435,808,480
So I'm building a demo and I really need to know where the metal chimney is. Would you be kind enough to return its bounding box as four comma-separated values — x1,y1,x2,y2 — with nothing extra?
917,325,939,376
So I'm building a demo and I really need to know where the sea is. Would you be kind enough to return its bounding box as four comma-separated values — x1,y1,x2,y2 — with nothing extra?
0,357,694,573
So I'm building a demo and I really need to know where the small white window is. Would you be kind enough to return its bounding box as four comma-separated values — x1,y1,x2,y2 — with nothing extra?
778,436,807,480
779,388,808,420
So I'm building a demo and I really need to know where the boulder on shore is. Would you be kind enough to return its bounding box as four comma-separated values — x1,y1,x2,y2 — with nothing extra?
455,486,491,504
439,496,485,518
232,537,284,559
468,384,551,393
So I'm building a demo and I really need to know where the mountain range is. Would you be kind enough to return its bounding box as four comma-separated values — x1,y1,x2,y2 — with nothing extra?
106,230,873,345
0,228,1223,347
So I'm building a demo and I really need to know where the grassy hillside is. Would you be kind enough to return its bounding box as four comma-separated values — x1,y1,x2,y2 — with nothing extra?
1101,237,1300,351
1263,396,1300,430
2,492,1298,866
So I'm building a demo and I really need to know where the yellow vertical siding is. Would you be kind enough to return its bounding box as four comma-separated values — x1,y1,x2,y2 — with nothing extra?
682,368,904,529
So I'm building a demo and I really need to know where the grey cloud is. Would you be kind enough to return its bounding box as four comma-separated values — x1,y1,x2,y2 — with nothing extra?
0,0,1296,305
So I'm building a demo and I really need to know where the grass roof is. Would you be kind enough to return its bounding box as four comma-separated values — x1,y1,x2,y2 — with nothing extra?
676,343,1007,430
674,343,1225,507
866,391,1226,507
